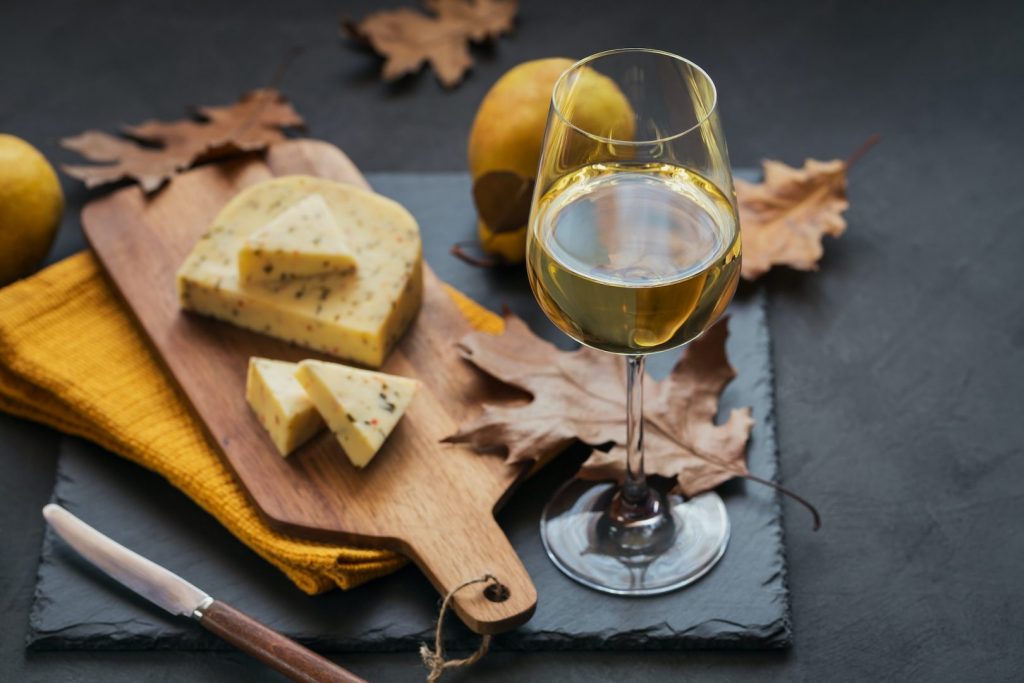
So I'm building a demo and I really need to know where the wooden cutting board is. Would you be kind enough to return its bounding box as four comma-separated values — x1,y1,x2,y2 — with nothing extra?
81,139,536,634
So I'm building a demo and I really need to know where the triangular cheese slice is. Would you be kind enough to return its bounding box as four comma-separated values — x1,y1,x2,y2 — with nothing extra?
246,357,324,456
178,176,422,368
238,193,358,283
295,359,418,468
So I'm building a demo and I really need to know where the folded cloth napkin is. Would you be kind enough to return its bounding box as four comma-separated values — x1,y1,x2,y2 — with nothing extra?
0,251,504,594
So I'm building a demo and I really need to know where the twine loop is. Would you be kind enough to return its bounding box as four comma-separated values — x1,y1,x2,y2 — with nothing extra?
419,573,502,682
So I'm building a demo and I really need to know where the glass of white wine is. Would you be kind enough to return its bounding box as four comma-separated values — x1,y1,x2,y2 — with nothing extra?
528,49,742,595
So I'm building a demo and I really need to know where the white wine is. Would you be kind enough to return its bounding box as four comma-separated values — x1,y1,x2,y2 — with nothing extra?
528,162,741,354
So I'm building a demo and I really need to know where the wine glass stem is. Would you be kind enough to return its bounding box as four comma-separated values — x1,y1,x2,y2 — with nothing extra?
623,355,648,505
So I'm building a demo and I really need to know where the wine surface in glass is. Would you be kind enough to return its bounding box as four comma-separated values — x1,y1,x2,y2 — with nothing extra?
528,162,741,354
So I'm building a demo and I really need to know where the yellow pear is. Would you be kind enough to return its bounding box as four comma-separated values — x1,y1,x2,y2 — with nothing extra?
467,58,634,263
0,134,64,285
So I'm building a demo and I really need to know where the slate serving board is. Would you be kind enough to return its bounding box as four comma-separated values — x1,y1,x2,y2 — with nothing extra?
28,172,790,651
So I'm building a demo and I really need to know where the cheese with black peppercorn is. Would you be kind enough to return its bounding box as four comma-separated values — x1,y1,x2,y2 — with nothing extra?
296,359,418,468
238,193,358,283
176,176,422,368
245,357,325,456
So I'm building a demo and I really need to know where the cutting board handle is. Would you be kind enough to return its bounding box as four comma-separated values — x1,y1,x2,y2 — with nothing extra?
408,515,537,635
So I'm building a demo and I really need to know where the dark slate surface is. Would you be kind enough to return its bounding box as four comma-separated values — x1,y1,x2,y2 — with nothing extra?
27,173,789,652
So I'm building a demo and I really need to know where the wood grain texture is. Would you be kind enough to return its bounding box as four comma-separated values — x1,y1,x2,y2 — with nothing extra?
82,140,537,634
200,600,366,683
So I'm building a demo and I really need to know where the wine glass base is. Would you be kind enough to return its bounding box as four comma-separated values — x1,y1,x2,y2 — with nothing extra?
540,478,730,596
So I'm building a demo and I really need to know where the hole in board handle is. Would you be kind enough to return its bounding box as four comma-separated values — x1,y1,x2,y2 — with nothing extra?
484,581,510,603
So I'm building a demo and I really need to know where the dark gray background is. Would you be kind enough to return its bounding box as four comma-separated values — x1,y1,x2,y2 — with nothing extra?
2,0,1022,681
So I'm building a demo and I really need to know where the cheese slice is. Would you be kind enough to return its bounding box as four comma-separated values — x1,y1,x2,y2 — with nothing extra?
245,357,324,456
296,359,418,468
177,176,422,368
238,193,358,283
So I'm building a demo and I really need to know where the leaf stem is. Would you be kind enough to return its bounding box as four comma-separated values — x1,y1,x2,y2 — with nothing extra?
740,472,821,531
642,413,821,531
845,133,881,168
269,46,306,91
450,242,500,268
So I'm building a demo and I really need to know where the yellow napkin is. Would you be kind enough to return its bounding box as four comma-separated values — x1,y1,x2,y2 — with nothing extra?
0,251,504,594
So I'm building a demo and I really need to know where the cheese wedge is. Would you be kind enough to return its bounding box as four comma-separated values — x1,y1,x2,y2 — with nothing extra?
296,359,418,468
245,357,324,456
238,193,358,283
177,176,422,368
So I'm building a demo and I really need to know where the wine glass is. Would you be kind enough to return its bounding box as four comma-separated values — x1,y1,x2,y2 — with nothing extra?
527,49,742,595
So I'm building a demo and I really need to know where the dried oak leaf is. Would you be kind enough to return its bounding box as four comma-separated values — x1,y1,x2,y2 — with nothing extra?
444,314,754,497
61,89,304,193
424,0,517,40
344,0,517,88
736,157,850,281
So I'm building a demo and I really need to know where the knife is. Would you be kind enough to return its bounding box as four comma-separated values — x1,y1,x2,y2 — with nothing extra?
43,504,366,683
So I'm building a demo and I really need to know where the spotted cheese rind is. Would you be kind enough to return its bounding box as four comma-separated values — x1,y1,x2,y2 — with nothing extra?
245,357,324,456
296,359,418,468
238,193,359,283
176,176,422,368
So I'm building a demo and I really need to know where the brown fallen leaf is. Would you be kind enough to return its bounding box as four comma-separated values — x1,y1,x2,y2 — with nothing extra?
737,135,878,280
344,0,518,88
576,321,755,498
61,89,304,193
445,312,752,494
446,313,820,526
424,0,517,40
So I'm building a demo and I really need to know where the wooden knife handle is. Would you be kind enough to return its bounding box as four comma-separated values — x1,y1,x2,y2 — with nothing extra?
198,600,366,683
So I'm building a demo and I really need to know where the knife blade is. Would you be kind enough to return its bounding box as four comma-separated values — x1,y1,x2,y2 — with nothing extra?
43,503,211,617
43,504,366,683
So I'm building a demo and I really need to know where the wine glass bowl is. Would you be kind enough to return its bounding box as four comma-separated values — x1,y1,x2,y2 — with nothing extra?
527,49,741,595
